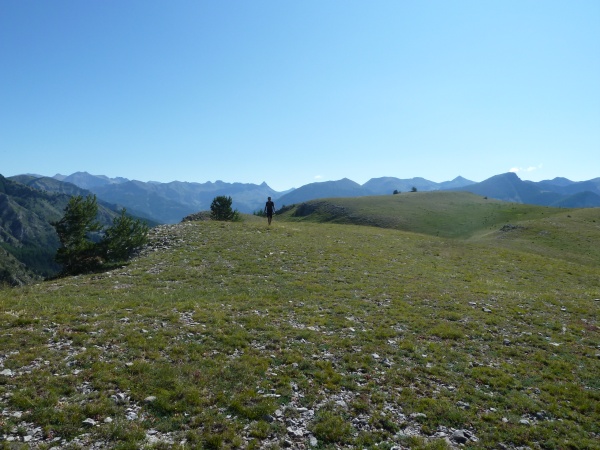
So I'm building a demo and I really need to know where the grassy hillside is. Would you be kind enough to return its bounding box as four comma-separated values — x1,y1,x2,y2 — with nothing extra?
280,191,600,267
278,192,554,237
0,203,598,448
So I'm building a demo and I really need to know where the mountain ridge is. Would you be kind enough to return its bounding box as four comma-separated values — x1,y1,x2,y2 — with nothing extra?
7,171,600,226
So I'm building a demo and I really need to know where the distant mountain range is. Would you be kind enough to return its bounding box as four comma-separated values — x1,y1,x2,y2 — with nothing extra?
1,170,599,284
454,172,600,207
275,176,476,206
274,172,600,209
9,171,600,225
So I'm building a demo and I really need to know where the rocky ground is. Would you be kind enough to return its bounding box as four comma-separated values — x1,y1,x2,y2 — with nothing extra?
0,224,562,449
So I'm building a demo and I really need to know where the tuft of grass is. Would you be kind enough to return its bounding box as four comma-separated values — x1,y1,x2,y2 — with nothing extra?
310,409,354,444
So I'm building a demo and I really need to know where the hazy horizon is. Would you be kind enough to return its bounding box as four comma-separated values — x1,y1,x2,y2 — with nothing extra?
7,169,599,193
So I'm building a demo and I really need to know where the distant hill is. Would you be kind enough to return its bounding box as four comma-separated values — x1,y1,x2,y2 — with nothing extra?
276,172,600,208
362,176,474,195
278,191,600,267
279,191,529,238
56,171,129,190
278,176,476,206
550,190,600,208
457,172,600,207
276,178,366,206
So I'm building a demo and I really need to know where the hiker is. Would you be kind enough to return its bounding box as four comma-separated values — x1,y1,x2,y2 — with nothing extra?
264,197,275,225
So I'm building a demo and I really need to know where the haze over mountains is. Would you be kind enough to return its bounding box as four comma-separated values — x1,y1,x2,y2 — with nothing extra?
8,171,600,225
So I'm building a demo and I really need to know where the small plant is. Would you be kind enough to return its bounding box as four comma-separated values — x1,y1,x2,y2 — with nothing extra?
310,410,353,444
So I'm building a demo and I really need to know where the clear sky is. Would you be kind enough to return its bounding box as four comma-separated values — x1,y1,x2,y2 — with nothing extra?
1,1,598,191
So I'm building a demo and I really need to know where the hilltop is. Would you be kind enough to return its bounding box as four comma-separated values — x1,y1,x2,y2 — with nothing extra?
0,194,598,448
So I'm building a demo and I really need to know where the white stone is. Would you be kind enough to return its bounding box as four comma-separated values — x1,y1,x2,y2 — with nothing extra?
83,418,97,426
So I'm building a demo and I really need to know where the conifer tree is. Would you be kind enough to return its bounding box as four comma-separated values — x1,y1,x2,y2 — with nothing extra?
53,195,102,274
53,195,149,275
210,195,239,221
101,208,149,262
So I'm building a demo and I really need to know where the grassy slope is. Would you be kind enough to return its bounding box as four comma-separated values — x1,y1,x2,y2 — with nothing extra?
280,191,600,267
0,195,599,449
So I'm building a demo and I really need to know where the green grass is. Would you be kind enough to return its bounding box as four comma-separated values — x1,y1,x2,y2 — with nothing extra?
1,193,599,448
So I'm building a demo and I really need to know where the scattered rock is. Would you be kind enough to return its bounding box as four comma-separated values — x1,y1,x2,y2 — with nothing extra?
500,224,525,232
82,418,97,427
335,399,348,409
112,393,129,404
451,429,469,444
287,426,304,438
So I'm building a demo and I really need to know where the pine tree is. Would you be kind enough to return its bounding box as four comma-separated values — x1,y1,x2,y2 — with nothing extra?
210,196,239,221
101,208,149,262
52,195,102,274
53,195,149,275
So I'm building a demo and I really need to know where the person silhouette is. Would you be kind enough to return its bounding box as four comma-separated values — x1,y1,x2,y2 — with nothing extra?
264,197,275,225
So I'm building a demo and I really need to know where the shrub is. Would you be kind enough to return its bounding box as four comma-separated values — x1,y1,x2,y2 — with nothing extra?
210,196,239,221
310,410,353,444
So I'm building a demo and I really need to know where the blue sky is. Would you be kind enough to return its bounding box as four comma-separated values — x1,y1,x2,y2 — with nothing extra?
1,1,598,191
